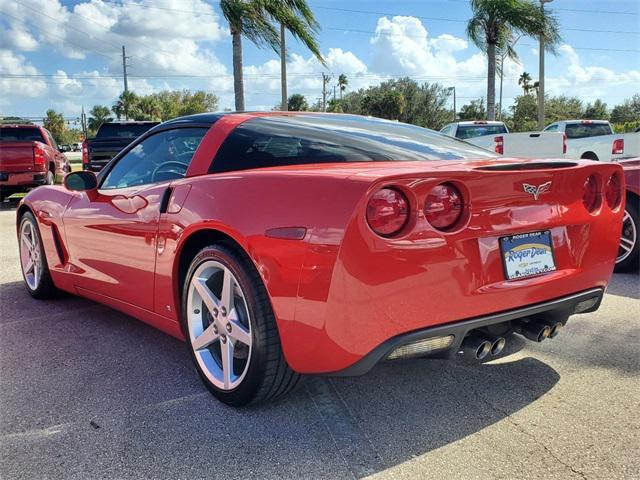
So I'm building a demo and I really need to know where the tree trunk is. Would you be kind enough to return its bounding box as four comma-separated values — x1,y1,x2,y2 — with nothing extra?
280,23,287,111
232,29,245,112
486,42,496,121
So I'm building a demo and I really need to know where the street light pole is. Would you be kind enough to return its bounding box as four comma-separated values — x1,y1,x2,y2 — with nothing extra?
538,0,553,130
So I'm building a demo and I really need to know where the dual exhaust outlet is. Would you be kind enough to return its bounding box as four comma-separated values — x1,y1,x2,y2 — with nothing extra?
461,320,564,360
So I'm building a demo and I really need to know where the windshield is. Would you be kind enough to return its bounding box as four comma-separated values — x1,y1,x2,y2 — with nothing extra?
211,114,496,174
0,127,45,143
456,124,508,140
96,123,158,139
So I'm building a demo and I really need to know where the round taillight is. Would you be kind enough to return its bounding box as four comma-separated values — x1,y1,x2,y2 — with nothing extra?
424,183,464,230
605,172,622,209
366,188,409,237
582,175,600,213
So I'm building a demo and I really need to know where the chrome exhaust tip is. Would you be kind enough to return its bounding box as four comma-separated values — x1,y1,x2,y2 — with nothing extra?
490,337,506,356
518,322,552,343
461,334,492,360
549,322,563,338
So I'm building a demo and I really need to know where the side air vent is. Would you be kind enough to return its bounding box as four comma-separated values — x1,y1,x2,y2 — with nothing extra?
475,162,577,171
51,224,68,265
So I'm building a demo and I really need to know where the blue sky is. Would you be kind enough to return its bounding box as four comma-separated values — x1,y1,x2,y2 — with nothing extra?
1,0,639,122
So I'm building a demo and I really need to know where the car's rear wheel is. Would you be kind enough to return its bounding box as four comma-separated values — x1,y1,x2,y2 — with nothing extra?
19,212,59,299
615,199,639,272
182,244,300,406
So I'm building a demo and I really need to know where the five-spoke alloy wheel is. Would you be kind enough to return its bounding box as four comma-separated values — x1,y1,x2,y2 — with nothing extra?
615,199,639,272
18,212,58,299
187,260,253,391
182,245,300,406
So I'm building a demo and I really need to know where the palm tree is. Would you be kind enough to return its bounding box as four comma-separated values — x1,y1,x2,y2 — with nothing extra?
467,0,560,120
221,0,324,112
88,105,113,132
337,74,348,100
518,72,532,95
112,91,139,120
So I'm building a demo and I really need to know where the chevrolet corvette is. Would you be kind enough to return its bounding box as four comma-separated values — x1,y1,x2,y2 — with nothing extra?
17,113,624,406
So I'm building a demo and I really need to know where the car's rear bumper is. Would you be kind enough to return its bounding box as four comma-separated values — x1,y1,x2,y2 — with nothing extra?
329,287,603,376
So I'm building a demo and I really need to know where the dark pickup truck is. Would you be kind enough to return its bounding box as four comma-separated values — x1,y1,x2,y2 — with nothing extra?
1,125,70,201
83,121,158,172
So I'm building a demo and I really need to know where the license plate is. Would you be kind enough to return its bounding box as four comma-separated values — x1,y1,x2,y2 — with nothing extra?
500,231,556,280
0,173,7,181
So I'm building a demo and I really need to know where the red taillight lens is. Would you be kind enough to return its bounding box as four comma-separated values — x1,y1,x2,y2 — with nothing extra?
563,133,567,154
494,136,504,155
82,140,89,168
424,183,464,230
582,175,600,212
612,138,624,155
605,172,622,209
366,188,409,237
33,144,46,169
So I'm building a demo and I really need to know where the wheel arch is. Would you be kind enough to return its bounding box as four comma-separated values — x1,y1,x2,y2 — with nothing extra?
581,151,599,161
174,226,256,320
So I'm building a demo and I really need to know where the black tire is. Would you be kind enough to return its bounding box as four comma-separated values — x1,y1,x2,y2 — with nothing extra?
46,169,55,185
18,212,60,299
581,152,599,161
615,197,639,272
181,244,300,406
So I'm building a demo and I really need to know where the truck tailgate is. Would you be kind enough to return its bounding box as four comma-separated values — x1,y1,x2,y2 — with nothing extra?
0,142,35,172
469,132,565,159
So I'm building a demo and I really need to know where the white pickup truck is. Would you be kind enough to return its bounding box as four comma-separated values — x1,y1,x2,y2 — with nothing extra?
440,121,565,158
543,119,640,161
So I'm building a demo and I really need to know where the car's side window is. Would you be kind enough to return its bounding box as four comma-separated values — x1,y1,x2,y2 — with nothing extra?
45,129,58,149
544,124,558,132
101,127,208,190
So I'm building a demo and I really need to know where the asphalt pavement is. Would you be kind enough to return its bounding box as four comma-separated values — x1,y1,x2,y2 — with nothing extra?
1,200,638,480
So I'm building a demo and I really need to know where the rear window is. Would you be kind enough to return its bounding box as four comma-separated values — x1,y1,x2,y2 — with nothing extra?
565,123,612,139
0,127,45,143
210,115,495,174
96,123,158,139
456,124,508,140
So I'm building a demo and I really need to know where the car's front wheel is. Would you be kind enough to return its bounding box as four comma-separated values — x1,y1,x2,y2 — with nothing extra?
182,244,300,406
615,198,639,272
18,212,59,298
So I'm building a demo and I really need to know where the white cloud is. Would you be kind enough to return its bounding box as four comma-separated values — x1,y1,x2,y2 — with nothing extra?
546,44,640,100
0,49,47,103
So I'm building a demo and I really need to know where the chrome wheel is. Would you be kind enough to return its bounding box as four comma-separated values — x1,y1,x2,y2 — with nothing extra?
617,209,637,264
19,220,42,291
186,260,252,391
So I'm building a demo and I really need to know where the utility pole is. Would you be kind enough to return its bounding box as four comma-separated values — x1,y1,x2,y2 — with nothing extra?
121,45,131,120
80,105,87,138
321,73,331,112
280,24,287,111
122,45,129,93
448,86,456,122
538,0,553,130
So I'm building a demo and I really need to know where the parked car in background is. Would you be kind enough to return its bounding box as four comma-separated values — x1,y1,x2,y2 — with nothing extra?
615,158,639,272
545,119,640,161
0,124,70,201
17,112,622,406
440,120,565,159
82,121,159,172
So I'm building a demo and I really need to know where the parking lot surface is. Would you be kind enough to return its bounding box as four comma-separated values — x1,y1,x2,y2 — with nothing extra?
1,201,639,480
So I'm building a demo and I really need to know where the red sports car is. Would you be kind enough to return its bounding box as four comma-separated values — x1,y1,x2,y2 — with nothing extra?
17,113,624,406
615,158,639,271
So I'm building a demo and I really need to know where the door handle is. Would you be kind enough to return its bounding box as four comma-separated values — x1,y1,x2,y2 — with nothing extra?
159,187,173,214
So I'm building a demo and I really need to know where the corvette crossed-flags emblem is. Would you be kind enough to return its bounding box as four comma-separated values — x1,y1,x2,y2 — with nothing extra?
522,181,552,200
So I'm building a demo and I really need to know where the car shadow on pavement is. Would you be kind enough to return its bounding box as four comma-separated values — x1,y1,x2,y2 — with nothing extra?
0,279,561,479
606,272,640,299
0,198,20,211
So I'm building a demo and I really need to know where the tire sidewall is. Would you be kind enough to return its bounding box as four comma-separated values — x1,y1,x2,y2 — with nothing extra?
181,245,271,406
616,198,639,272
19,212,50,297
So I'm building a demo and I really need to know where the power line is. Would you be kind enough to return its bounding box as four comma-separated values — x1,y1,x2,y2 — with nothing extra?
445,0,639,16
314,4,640,34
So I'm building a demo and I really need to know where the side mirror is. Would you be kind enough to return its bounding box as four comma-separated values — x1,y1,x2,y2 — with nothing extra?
64,170,98,192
